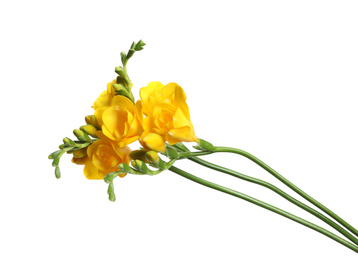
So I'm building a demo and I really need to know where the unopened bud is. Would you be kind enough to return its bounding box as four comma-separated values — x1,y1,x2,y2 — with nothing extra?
55,166,61,179
73,148,87,158
130,150,148,162
63,138,71,145
145,151,159,164
117,163,132,173
85,115,100,129
73,129,91,142
80,125,97,138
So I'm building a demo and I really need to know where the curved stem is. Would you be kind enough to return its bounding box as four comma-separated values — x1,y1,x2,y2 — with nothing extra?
213,146,358,238
168,166,358,254
183,155,358,245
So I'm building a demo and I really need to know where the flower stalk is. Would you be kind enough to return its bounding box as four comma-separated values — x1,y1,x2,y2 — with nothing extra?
168,166,358,254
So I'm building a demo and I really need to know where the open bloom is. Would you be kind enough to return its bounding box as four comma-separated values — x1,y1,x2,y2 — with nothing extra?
139,81,197,146
94,95,144,147
72,139,131,180
93,79,117,110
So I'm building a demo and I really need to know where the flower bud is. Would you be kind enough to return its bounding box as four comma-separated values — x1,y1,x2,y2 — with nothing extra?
132,160,150,174
73,148,87,158
85,115,100,129
55,166,61,179
73,129,91,142
117,163,132,173
129,150,148,162
63,137,71,146
80,125,97,138
145,151,159,164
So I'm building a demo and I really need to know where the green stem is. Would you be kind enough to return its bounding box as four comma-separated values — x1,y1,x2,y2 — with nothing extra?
184,155,358,245
213,146,358,238
178,151,212,158
168,166,358,254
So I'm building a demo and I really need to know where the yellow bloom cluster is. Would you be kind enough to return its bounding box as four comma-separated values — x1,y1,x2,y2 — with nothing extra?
75,80,197,179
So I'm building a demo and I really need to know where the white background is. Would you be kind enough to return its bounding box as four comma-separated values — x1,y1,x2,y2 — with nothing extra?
1,0,358,259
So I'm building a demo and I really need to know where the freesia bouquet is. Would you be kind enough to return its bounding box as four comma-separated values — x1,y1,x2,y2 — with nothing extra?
49,41,358,254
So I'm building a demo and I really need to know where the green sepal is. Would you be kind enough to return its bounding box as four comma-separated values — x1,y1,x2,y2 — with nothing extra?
157,158,167,170
52,156,60,167
113,83,127,92
66,138,77,146
108,182,114,194
109,193,116,202
166,145,179,159
193,139,215,152
115,66,127,79
48,150,62,159
55,166,61,179
173,142,190,152
104,171,121,184
137,160,150,174
130,41,136,49
82,131,92,142
117,163,132,173
134,40,146,51
116,76,127,86
107,182,116,202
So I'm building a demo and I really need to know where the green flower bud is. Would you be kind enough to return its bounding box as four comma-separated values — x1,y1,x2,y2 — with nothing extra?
63,137,71,145
80,125,97,138
115,66,127,79
130,150,148,162
145,151,160,164
117,163,132,173
134,160,150,174
55,166,61,179
73,129,91,142
109,193,116,202
121,51,127,65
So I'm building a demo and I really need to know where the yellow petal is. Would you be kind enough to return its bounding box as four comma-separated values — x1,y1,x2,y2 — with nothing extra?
84,159,103,180
140,132,166,153
140,81,164,115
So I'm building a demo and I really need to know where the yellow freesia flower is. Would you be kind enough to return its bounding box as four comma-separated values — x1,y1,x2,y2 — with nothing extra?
93,79,117,111
72,139,131,180
139,81,198,145
94,95,144,147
